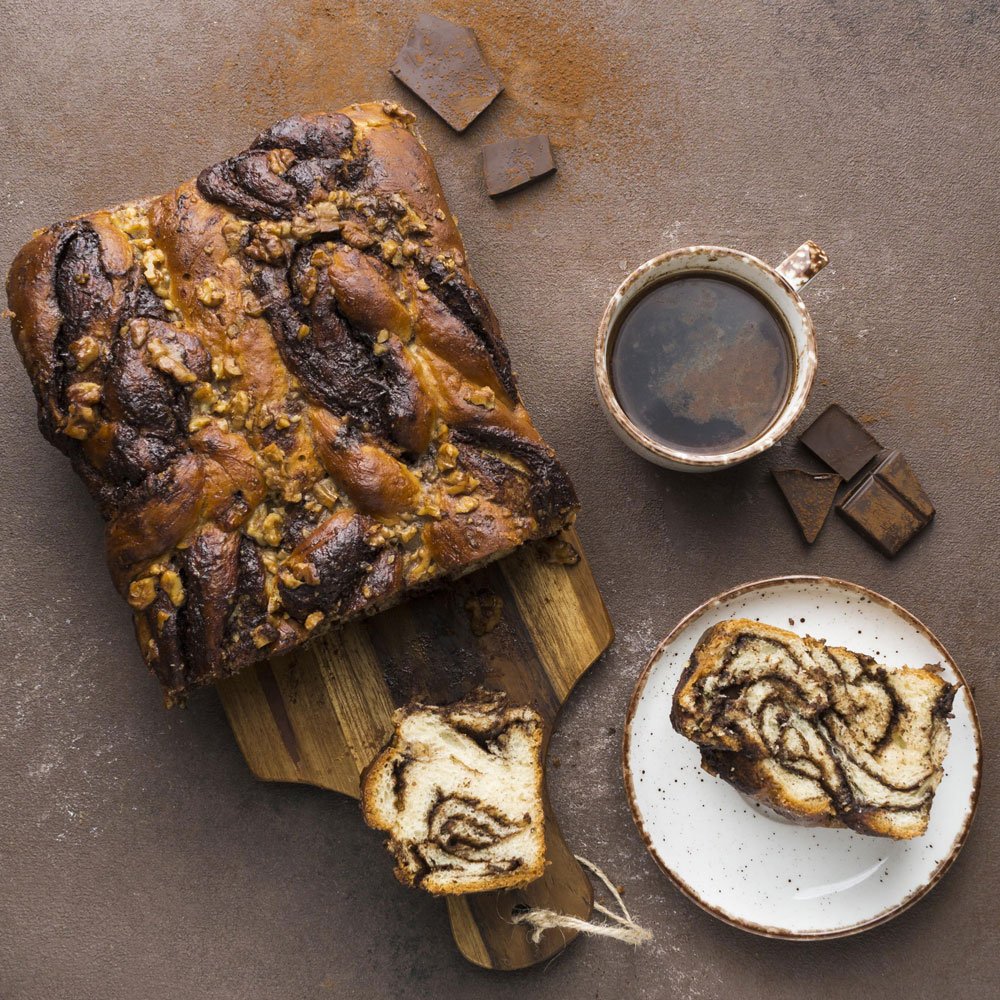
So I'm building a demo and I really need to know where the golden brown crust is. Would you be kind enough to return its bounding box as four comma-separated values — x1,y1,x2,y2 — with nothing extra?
7,102,577,704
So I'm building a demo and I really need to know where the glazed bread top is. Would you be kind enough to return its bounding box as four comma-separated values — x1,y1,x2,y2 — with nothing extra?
7,102,577,705
671,618,955,839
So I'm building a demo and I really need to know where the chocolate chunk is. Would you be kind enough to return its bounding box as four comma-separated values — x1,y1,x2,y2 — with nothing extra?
772,469,842,543
837,450,935,556
390,15,502,132
482,135,556,197
800,404,882,479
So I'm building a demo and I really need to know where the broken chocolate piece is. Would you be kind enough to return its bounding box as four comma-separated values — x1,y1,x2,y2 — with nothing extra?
482,135,556,197
837,450,935,556
800,404,882,479
772,469,842,543
390,15,502,132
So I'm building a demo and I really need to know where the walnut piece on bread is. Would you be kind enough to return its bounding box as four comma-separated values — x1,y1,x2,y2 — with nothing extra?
6,103,577,705
361,691,546,894
671,619,955,839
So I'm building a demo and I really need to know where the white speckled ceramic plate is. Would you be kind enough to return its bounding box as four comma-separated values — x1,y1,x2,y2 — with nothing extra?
623,576,981,939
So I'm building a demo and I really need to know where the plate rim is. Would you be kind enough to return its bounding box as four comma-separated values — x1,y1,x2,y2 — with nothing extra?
622,574,984,941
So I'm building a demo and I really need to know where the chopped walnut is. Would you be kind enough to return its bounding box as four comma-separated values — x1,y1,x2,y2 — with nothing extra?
260,512,284,547
241,290,265,317
298,267,319,304
304,611,325,631
290,200,340,240
465,386,496,410
141,247,173,305
211,355,242,380
435,442,459,471
147,338,197,384
69,336,101,370
111,203,150,239
312,478,339,509
221,218,248,252
454,496,480,514
341,220,375,249
373,328,392,356
159,569,186,607
244,229,287,264
62,403,97,440
406,546,435,583
379,100,416,125
196,277,226,308
267,148,295,174
129,319,149,348
128,577,158,610
67,381,102,405
444,472,479,496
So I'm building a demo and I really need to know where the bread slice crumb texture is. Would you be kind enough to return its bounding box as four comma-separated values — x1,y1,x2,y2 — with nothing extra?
361,690,546,894
671,618,954,839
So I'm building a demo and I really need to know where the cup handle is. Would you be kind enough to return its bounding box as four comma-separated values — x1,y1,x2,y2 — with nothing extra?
776,241,829,291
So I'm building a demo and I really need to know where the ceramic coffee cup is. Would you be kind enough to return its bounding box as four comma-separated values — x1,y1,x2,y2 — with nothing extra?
595,242,828,472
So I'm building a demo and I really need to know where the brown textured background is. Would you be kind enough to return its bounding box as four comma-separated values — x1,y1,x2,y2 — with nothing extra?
1,1,998,997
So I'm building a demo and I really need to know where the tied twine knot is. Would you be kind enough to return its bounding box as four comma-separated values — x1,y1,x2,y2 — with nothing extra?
511,855,652,947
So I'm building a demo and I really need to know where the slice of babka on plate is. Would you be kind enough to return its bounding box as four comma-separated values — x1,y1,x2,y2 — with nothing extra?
671,618,955,839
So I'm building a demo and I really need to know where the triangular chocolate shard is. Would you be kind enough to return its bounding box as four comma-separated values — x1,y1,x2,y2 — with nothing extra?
773,469,843,543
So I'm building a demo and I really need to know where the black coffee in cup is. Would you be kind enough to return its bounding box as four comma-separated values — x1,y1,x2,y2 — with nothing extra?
609,274,795,455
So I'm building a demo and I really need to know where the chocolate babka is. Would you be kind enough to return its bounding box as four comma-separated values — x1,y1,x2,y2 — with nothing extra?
671,619,955,839
6,103,577,705
360,691,546,894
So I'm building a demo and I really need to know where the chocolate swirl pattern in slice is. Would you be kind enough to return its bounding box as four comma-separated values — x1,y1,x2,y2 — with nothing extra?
671,619,955,839
360,691,545,894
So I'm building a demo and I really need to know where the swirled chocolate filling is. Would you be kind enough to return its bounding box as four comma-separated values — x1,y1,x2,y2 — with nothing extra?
671,619,954,839
361,691,545,894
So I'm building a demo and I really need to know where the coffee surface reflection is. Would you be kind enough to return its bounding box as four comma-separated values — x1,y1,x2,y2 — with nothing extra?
609,274,794,455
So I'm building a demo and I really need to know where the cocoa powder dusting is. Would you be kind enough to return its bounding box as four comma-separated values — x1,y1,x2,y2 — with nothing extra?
212,0,648,158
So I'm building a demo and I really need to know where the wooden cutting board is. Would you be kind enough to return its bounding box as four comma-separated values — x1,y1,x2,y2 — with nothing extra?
216,527,613,970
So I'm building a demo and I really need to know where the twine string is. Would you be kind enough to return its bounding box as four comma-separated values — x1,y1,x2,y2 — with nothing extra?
511,855,652,946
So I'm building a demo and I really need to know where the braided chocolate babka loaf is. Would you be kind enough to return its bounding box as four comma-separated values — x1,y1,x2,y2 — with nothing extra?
361,691,546,894
6,103,577,705
671,619,955,839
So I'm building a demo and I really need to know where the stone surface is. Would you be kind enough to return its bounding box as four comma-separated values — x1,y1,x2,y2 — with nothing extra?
1,2,998,998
